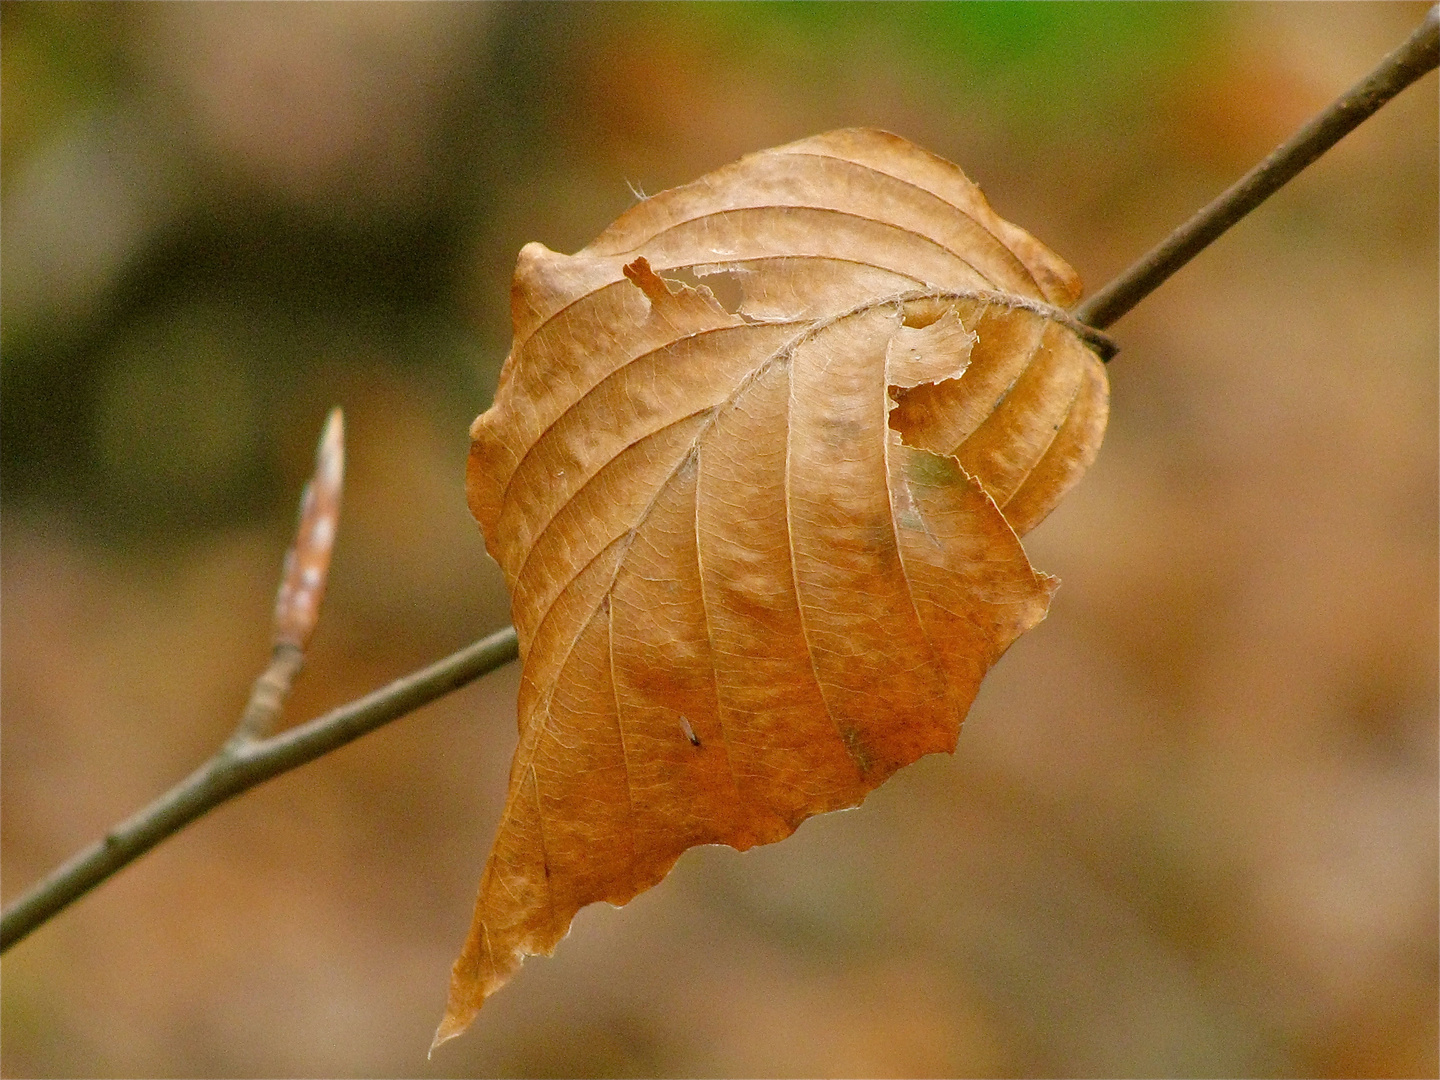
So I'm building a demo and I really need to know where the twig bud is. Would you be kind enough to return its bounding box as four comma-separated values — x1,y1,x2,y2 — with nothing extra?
273,408,345,650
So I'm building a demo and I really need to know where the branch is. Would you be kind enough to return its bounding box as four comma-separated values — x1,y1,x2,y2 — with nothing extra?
0,625,518,951
0,408,519,953
1074,3,1439,333
3,7,1435,955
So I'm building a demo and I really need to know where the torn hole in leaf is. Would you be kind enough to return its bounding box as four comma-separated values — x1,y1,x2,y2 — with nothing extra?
655,264,715,299
885,305,978,451
884,305,977,447
648,262,764,326
900,296,952,329
687,264,750,316
887,303,976,389
622,257,739,324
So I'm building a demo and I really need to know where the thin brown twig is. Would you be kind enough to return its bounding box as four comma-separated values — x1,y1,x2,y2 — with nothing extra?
1073,3,1439,334
0,624,518,952
4,409,343,950
2,6,1436,956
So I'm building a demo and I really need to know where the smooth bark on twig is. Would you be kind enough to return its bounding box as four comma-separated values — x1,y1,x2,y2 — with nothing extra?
1074,3,1439,333
3,6,1436,956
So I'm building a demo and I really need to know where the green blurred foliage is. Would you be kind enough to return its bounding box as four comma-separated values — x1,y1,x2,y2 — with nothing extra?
0,3,126,185
702,1,1219,119
0,2,1228,552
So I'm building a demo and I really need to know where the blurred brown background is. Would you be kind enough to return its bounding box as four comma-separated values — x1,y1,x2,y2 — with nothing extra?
2,3,1435,1076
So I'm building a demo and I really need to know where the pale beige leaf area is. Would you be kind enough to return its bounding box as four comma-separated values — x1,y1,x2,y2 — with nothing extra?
442,128,1108,1044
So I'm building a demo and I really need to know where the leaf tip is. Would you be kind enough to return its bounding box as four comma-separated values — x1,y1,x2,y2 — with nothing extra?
428,1015,467,1059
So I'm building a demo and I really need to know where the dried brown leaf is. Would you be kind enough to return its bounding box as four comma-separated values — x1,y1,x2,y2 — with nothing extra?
438,129,1108,1047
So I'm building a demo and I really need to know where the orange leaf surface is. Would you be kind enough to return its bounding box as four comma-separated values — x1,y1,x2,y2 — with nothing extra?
438,129,1109,1046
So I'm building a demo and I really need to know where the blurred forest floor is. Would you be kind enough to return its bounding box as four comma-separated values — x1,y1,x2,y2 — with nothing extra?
2,4,1435,1077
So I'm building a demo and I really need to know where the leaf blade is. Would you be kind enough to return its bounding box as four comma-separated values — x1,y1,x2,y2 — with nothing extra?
443,128,1109,1044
